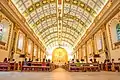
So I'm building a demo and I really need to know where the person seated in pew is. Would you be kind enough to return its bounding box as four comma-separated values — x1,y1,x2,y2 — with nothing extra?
46,59,51,71
118,58,120,72
103,59,107,70
111,59,115,71
71,59,74,63
76,59,81,71
42,59,46,71
35,59,39,62
68,61,69,64
107,59,112,71
12,59,15,63
90,59,93,63
23,58,28,66
93,59,98,63
69,59,76,71
3,58,8,63
27,58,32,66
42,59,46,66
8,58,10,62
76,59,80,67
46,59,50,66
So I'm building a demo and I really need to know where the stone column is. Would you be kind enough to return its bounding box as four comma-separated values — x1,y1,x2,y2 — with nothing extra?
36,45,38,60
9,25,19,60
101,26,110,59
31,42,34,61
40,48,42,62
92,36,95,60
85,43,88,63
40,50,43,62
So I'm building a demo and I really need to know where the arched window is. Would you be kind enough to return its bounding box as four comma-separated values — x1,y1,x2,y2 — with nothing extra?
0,24,4,40
116,23,120,41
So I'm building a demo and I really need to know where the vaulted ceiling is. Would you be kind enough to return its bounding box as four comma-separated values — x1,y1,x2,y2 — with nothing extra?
11,0,108,53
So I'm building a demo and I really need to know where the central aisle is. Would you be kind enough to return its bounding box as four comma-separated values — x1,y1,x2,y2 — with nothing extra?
0,68,120,80
52,68,67,72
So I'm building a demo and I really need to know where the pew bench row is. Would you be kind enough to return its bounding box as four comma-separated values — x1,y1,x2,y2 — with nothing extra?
0,62,17,71
69,66,100,72
0,62,57,72
63,63,120,72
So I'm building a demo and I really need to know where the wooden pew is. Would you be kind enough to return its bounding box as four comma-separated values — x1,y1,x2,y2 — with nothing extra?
21,62,51,72
0,62,10,71
112,62,120,72
9,62,17,71
68,63,100,72
83,63,100,72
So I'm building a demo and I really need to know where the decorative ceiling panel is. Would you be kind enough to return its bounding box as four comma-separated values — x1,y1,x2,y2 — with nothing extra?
11,0,108,53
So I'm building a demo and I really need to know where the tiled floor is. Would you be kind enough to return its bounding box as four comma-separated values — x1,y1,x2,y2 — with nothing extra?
0,68,120,80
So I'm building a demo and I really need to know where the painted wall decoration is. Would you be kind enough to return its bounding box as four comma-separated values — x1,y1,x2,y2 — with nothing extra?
17,32,24,50
28,39,32,54
116,23,120,40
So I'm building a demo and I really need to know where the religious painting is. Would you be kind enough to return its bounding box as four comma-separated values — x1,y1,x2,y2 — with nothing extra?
0,18,10,44
27,39,32,54
17,32,25,53
97,38,102,50
0,11,12,50
94,30,103,51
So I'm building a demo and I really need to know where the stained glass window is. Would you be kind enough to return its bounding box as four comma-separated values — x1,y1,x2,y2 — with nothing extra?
0,24,4,40
116,24,120,41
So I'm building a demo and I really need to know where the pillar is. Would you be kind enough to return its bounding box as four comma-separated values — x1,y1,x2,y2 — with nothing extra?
85,43,88,63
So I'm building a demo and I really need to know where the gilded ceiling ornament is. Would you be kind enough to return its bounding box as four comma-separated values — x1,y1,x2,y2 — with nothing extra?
11,0,109,50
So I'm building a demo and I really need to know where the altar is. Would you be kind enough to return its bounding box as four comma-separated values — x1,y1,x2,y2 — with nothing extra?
52,47,68,65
